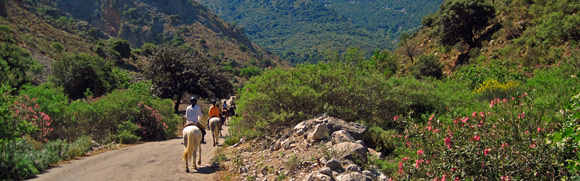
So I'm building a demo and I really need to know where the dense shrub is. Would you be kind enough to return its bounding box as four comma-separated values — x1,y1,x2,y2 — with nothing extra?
114,121,140,144
551,92,580,176
411,54,443,79
140,43,156,56
66,82,179,142
0,84,35,144
0,43,42,90
379,93,568,179
0,136,93,180
51,53,128,99
239,66,262,78
111,39,132,59
473,79,520,100
231,62,444,143
450,59,526,89
12,94,54,142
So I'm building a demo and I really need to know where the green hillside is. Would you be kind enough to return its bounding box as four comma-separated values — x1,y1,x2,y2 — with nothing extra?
195,0,443,64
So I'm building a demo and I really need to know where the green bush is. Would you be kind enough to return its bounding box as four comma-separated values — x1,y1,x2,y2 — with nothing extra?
0,139,40,180
111,38,132,59
114,121,140,144
0,84,36,144
19,84,68,140
0,136,93,180
51,53,126,99
50,42,65,53
411,54,443,79
232,62,444,149
239,66,262,78
140,43,156,56
389,93,568,179
0,43,43,90
66,82,179,142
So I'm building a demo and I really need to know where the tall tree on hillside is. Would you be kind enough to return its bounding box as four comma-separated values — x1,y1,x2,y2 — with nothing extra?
146,47,233,113
435,0,495,46
398,33,420,63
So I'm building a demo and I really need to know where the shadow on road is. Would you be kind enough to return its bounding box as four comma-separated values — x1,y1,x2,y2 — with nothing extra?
189,166,216,174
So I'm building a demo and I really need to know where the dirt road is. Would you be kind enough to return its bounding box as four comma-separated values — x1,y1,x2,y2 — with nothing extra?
31,126,228,181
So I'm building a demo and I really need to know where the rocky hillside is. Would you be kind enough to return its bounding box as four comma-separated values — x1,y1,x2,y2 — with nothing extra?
394,0,579,73
219,115,388,180
1,0,287,72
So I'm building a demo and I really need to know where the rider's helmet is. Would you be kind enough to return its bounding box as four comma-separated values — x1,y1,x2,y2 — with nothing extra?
190,97,197,104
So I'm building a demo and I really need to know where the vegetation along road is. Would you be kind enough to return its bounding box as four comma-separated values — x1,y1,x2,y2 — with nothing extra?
31,126,228,181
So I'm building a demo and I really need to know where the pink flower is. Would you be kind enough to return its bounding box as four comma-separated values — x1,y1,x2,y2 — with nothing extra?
402,157,409,161
484,148,491,155
501,176,510,180
511,97,515,100
530,144,536,148
471,135,481,142
472,111,477,117
502,142,509,148
502,99,508,103
479,112,485,117
427,125,432,131
417,149,424,155
445,136,452,149
393,115,400,121
415,159,424,168
441,174,447,181
426,160,430,164
451,167,457,172
398,162,403,174
525,131,530,134
429,114,435,121
537,127,543,132
462,117,469,123
433,129,439,134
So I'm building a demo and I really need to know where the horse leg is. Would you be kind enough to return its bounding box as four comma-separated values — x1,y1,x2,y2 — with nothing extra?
198,142,202,165
185,154,190,173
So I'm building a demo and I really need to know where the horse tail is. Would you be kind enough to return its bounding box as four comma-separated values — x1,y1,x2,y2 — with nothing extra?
183,129,194,161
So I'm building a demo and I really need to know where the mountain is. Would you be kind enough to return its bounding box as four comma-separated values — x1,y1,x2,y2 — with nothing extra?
194,0,443,64
0,0,288,75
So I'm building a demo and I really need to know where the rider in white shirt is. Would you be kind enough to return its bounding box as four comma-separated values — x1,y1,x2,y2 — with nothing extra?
185,97,206,144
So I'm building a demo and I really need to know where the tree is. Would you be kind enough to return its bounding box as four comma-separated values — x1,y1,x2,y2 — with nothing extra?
398,33,419,63
51,53,122,99
111,39,132,59
146,47,234,113
140,43,156,56
435,0,495,46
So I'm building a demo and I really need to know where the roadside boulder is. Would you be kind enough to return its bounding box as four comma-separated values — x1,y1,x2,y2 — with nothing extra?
319,167,333,176
308,124,330,141
322,117,366,140
330,142,368,163
326,159,343,172
331,130,355,144
336,172,373,181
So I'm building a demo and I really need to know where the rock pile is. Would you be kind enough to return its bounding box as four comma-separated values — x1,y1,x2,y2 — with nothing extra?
223,114,388,181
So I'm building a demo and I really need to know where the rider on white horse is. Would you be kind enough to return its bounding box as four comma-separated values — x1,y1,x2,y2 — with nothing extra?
185,97,206,144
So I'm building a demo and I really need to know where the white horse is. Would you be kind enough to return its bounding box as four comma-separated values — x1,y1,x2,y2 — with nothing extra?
208,117,222,147
182,125,202,172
